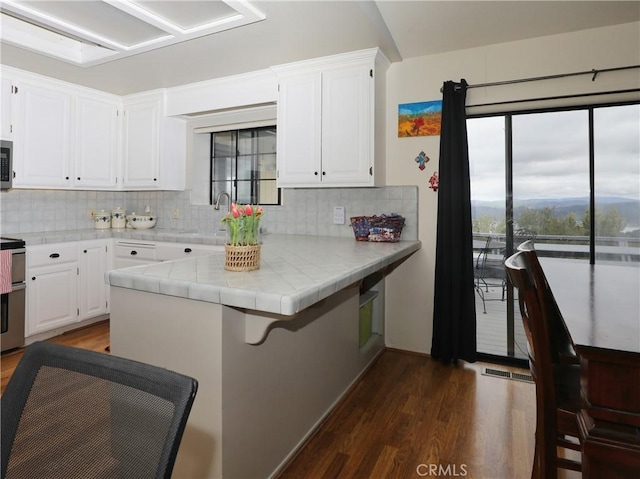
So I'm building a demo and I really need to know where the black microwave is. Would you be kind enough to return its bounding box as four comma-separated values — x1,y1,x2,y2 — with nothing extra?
1,140,12,190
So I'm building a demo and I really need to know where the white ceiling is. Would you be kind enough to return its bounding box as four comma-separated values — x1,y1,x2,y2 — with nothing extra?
1,1,638,95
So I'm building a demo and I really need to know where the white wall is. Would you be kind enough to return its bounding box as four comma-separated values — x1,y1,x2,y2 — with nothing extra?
384,22,640,354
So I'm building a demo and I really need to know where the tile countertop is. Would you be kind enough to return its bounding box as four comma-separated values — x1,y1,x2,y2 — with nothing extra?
16,228,228,246
107,234,421,316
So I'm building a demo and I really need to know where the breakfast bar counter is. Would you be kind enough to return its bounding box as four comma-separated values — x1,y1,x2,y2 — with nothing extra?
107,234,420,479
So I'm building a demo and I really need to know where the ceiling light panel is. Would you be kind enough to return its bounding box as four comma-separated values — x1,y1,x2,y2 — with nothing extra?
19,0,167,47
0,0,266,66
134,0,239,31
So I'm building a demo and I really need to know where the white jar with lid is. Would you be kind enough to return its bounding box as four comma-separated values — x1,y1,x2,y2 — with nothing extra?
94,210,111,229
111,206,126,229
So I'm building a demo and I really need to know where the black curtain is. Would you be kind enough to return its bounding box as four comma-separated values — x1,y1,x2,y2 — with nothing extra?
431,80,477,364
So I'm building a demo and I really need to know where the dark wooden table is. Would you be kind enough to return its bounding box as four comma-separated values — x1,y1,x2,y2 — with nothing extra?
541,258,640,478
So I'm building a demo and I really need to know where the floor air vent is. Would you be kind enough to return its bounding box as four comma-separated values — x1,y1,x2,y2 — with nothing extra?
482,367,534,383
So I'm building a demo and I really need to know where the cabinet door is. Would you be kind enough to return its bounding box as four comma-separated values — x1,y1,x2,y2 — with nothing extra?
78,241,109,320
13,81,72,188
276,72,322,186
1,77,13,140
74,95,119,189
122,98,160,188
321,65,373,185
27,262,78,336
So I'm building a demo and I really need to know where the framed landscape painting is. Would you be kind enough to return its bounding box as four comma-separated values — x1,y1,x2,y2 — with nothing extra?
398,100,442,137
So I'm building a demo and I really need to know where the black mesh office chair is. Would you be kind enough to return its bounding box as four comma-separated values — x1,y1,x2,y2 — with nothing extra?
1,342,197,479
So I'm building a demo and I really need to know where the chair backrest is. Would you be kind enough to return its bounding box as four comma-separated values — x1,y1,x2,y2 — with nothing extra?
1,342,198,479
504,251,556,396
517,241,576,362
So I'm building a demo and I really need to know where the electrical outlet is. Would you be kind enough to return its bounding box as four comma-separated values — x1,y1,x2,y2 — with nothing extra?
172,208,179,219
89,209,95,218
333,206,346,225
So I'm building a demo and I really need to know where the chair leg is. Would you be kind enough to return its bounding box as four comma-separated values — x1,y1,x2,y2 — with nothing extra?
475,285,487,314
531,440,540,479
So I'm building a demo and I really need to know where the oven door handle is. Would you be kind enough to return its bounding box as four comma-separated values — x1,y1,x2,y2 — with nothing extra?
9,283,26,292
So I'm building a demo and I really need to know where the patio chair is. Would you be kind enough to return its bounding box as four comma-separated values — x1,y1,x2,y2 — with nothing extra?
474,236,507,313
1,341,198,479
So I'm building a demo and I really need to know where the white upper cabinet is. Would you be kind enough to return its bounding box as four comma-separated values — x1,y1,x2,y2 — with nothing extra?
1,76,14,140
13,78,73,188
123,91,186,190
5,66,186,191
122,94,160,188
273,48,389,188
74,93,119,189
275,72,322,185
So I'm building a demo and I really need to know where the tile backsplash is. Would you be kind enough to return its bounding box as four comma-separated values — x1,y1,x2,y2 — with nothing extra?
0,186,418,241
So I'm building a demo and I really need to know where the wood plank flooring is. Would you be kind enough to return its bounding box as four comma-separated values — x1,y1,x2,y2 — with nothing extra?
1,320,580,479
277,349,538,479
1,320,110,395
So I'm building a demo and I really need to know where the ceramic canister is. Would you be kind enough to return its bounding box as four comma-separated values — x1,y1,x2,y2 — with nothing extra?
111,206,126,229
94,210,111,229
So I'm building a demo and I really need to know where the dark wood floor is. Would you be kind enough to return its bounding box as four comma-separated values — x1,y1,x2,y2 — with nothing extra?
277,349,537,479
1,320,110,395
1,321,579,478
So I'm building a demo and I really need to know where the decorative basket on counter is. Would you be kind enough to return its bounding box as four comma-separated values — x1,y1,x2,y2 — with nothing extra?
224,244,261,271
350,214,405,242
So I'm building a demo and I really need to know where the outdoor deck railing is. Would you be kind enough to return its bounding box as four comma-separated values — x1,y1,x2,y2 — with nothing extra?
473,233,640,262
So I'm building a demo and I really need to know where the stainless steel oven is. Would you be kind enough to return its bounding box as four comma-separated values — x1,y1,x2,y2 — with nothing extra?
1,237,26,352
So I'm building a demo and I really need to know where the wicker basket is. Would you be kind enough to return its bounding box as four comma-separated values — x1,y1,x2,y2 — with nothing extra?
224,244,261,271
350,214,405,242
350,216,372,241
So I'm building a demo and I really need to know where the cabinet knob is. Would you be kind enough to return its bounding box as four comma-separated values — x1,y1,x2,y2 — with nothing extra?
322,171,326,176
49,253,60,258
184,248,192,253
32,277,36,281
65,176,69,180
153,178,157,181
130,250,138,256
83,250,87,253
314,171,318,176
77,177,81,181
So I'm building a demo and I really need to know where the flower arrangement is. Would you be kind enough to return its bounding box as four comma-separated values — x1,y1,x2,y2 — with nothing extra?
221,203,263,246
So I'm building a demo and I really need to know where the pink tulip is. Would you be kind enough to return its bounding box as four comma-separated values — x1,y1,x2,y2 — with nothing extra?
245,204,253,216
232,208,240,218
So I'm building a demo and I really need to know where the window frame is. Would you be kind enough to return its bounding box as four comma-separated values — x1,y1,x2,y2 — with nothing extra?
209,125,281,206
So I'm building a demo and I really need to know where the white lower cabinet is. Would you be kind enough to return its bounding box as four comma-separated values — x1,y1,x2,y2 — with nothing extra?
27,238,222,337
78,240,109,320
26,243,78,336
26,239,109,337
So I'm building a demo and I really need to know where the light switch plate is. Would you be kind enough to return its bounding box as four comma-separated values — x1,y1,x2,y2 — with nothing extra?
333,206,346,225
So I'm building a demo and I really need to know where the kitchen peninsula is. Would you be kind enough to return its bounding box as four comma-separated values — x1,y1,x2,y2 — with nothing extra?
107,234,420,479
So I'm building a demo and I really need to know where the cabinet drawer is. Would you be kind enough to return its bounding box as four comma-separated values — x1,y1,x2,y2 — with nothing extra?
156,243,223,261
114,242,157,261
28,243,78,267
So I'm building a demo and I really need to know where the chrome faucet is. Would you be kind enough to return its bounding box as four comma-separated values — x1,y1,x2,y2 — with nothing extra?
214,191,231,212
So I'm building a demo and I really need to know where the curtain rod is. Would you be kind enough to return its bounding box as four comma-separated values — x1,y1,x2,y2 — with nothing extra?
441,65,640,92
466,88,640,109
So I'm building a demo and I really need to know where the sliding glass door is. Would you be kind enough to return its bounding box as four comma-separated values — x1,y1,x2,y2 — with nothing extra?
469,102,639,362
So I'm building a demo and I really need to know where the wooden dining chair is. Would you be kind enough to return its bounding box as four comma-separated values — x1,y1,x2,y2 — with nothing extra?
505,251,582,479
517,240,579,365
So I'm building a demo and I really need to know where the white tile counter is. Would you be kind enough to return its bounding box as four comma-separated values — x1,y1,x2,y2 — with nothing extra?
107,234,421,316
